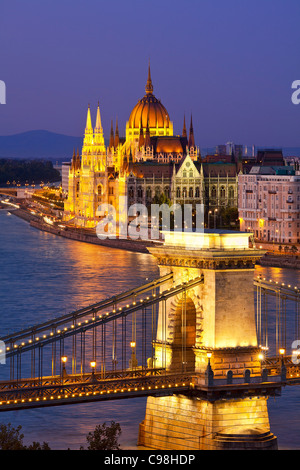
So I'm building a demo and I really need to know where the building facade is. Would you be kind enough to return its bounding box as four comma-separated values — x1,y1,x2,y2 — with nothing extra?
64,65,239,228
238,166,300,244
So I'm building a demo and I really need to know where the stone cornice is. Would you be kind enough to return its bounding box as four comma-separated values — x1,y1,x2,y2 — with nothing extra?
147,246,264,270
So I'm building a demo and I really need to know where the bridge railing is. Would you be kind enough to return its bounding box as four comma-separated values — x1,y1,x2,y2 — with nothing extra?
0,274,204,386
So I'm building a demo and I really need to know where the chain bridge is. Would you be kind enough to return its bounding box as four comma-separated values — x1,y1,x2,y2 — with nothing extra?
1,229,300,450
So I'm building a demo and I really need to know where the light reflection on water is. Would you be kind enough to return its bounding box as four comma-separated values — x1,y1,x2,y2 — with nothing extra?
0,212,300,449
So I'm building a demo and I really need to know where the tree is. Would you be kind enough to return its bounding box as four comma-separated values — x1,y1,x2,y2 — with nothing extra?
0,423,24,450
82,421,122,450
26,441,51,450
0,423,51,450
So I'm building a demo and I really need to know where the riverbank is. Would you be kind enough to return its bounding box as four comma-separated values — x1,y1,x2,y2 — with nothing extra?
257,253,300,269
8,206,300,268
10,207,159,254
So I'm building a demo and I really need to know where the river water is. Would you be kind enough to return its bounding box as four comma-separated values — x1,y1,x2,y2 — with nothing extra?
0,210,300,449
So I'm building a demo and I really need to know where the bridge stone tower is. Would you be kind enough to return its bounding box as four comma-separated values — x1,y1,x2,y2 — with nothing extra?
138,230,278,450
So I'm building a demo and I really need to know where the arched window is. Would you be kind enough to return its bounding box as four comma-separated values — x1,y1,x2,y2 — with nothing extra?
146,187,152,199
211,186,216,198
76,182,80,192
189,187,193,198
195,187,200,198
220,186,226,198
182,187,187,198
176,187,181,198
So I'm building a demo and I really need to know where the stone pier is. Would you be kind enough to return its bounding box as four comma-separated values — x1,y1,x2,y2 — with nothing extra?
138,230,278,450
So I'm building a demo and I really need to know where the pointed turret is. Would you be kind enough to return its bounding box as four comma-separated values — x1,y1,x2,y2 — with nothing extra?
95,101,102,132
145,119,151,147
182,115,187,138
84,104,93,145
71,148,76,171
94,102,105,147
109,120,114,149
114,117,119,148
145,61,153,95
75,149,81,170
138,119,145,148
188,114,195,148
85,104,93,131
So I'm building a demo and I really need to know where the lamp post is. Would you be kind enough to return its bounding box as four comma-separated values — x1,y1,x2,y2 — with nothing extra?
208,210,212,229
90,360,97,383
130,341,138,371
61,356,67,383
279,348,286,381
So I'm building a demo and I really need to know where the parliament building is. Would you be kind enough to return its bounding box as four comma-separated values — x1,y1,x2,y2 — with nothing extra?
64,65,240,228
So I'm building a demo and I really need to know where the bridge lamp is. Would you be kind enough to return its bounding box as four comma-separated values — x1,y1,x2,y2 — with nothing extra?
258,353,264,361
130,342,138,370
279,348,285,356
90,361,97,380
61,356,68,380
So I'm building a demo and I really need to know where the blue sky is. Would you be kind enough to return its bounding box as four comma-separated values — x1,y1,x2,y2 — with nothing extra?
0,0,300,148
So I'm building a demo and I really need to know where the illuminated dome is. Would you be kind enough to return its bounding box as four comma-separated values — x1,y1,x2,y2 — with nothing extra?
126,64,173,143
128,94,170,129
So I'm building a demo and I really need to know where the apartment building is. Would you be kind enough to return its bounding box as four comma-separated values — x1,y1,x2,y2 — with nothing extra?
238,166,300,244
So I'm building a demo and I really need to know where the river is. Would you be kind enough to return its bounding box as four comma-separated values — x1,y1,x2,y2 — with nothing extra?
0,210,300,449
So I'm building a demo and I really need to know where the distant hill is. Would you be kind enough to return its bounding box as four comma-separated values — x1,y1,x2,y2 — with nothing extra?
0,130,299,162
0,130,84,162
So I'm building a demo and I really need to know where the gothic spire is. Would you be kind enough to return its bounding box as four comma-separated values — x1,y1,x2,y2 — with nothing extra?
188,114,195,148
114,117,119,148
138,118,145,148
85,104,93,131
109,120,114,149
95,101,102,132
145,61,153,95
182,114,187,138
75,149,81,170
71,148,76,170
145,118,151,147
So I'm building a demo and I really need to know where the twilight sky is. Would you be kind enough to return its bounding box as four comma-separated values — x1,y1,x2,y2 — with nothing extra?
0,0,299,148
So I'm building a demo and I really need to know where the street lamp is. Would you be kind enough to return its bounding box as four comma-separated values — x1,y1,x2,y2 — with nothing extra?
61,356,67,381
90,360,97,382
208,210,212,229
129,341,138,371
